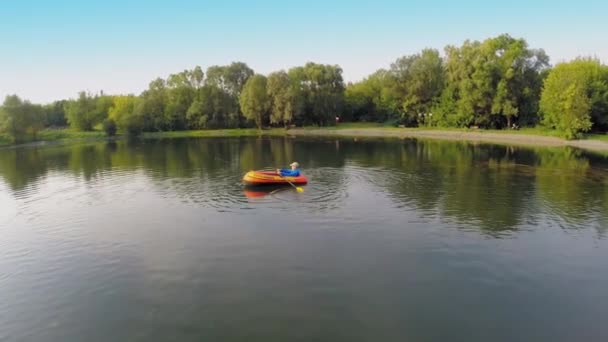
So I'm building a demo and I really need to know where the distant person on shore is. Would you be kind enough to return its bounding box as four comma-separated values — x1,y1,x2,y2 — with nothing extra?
277,162,301,177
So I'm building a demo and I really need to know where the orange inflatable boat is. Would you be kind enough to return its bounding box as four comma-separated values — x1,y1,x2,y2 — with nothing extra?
242,170,308,186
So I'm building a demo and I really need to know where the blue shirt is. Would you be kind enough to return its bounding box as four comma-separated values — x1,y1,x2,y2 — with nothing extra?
279,168,300,177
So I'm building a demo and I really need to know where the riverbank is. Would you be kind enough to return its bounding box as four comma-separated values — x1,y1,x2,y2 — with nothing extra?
287,126,608,152
2,125,608,152
0,128,286,148
0,130,106,148
141,128,286,139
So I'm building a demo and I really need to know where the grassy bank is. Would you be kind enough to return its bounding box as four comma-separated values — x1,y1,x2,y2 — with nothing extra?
37,129,106,142
316,123,607,141
328,123,607,140
141,128,286,139
0,128,287,148
0,129,107,147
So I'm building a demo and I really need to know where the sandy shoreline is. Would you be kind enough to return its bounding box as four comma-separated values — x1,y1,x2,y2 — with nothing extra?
287,128,608,153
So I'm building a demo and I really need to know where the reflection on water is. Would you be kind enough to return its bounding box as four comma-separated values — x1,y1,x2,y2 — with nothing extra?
1,137,608,342
2,137,605,233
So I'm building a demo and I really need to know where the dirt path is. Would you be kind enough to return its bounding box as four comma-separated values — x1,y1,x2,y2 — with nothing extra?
287,128,608,153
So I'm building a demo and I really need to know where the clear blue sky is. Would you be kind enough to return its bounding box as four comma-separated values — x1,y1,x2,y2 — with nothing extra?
1,0,607,103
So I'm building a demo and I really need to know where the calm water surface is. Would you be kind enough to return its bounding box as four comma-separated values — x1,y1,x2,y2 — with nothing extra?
1,137,607,341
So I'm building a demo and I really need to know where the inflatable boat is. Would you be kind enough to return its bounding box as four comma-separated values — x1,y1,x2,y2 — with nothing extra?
242,170,308,186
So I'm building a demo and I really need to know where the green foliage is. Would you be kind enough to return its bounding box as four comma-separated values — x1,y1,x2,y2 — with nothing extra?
540,58,608,138
0,95,44,142
288,63,344,126
587,62,608,131
345,47,476,127
186,85,237,129
206,62,254,96
161,66,207,130
109,95,142,135
428,90,461,127
267,71,297,127
205,62,254,127
136,78,167,131
186,98,207,129
434,34,549,129
64,92,111,131
43,100,68,127
164,70,196,130
344,70,394,123
386,48,444,126
239,75,269,129
2,34,608,145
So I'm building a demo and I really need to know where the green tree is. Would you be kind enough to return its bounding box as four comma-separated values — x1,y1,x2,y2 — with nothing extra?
267,71,297,127
43,100,68,127
0,95,44,142
239,75,269,129
488,36,549,128
95,95,113,125
435,34,548,128
191,66,205,89
539,59,607,138
206,62,254,96
186,98,208,129
64,92,110,131
385,48,444,125
205,62,254,127
109,95,142,135
64,92,92,130
288,63,344,126
165,70,196,130
185,66,216,129
135,78,167,131
345,50,445,126
588,63,608,131
344,70,395,123
186,85,237,129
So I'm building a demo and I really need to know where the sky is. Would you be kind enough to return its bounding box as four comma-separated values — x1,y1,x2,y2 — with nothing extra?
1,0,607,103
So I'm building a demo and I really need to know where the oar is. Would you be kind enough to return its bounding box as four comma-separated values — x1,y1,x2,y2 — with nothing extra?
264,168,304,193
274,169,304,193
283,177,304,193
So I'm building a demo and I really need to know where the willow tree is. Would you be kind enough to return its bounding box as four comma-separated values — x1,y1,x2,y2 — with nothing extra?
267,71,296,127
239,75,269,129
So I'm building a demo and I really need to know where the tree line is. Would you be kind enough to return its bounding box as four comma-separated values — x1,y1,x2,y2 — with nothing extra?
1,34,608,142
345,35,608,139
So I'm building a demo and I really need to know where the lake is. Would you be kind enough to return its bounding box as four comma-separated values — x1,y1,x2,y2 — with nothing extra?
1,136,607,341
